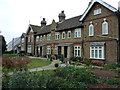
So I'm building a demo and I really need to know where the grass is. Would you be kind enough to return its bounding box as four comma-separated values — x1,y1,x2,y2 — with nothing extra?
3,54,19,57
27,58,52,69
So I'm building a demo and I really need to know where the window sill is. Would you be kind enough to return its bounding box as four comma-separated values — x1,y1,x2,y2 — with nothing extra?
90,58,105,60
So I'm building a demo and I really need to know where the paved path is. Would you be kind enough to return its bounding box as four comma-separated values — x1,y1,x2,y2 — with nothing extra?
7,60,62,75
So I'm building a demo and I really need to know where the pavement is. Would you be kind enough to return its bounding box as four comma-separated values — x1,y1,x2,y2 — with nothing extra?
7,59,62,75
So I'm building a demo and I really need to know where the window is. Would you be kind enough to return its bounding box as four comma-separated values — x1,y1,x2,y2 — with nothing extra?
21,47,24,51
74,46,81,57
21,38,24,43
27,45,31,53
43,35,46,41
62,32,65,39
31,35,34,42
90,46,104,59
47,34,51,41
74,28,81,38
55,32,60,40
94,8,101,15
40,35,42,41
102,21,108,35
47,46,51,54
36,36,39,42
89,24,94,36
68,31,71,38
28,37,31,42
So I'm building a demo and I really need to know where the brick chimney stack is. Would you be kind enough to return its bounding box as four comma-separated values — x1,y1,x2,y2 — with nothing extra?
58,11,66,22
41,18,46,27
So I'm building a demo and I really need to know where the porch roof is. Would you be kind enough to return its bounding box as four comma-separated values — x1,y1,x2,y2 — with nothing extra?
57,43,73,46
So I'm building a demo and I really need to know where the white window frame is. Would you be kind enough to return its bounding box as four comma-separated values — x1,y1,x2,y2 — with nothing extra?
31,35,34,42
62,32,65,39
43,35,46,41
68,31,71,39
94,8,101,15
102,21,108,35
74,46,81,57
89,24,94,36
36,36,39,42
27,45,31,53
90,46,104,59
21,38,24,43
47,34,51,41
55,32,60,40
47,46,51,54
21,47,24,51
40,35,42,41
28,36,30,42
74,28,81,38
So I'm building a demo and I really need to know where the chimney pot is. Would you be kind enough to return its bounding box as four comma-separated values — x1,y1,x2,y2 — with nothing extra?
58,11,66,22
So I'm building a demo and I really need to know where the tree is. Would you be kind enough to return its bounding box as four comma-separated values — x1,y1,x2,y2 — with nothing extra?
0,35,7,55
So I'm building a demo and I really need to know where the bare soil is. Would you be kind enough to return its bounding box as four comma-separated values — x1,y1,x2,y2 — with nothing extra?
88,69,120,88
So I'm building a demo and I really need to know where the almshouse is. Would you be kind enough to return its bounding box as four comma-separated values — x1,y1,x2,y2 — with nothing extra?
20,0,120,64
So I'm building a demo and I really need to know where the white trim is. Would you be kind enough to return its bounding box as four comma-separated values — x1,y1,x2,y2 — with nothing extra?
62,32,65,39
74,46,81,57
74,28,81,38
89,24,94,36
68,31,71,39
80,0,117,21
90,46,104,59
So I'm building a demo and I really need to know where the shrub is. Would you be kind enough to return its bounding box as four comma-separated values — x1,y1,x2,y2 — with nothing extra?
70,57,83,62
54,63,59,67
107,78,120,85
2,57,31,72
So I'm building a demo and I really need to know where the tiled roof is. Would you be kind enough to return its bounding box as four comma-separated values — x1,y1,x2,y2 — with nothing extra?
34,15,82,35
30,24,41,33
56,15,82,31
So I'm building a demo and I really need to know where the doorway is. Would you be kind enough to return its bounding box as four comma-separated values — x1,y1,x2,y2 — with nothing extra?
64,46,68,58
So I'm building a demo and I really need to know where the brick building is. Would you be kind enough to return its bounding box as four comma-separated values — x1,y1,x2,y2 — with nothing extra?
20,0,120,64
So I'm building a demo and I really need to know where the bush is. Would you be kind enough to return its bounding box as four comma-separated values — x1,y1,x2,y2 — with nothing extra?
104,63,120,69
54,63,59,67
2,57,31,72
3,66,97,88
70,57,83,62
107,78,120,85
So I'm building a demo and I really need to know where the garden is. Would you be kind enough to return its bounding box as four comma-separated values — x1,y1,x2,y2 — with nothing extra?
1,54,120,88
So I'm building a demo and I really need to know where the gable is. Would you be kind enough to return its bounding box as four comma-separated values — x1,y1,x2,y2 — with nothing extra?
80,0,117,21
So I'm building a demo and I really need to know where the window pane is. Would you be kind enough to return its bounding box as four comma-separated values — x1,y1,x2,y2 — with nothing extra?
91,50,94,58
95,50,98,58
99,50,102,58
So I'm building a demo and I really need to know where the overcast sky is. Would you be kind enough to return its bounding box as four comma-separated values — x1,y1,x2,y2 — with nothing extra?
0,0,120,44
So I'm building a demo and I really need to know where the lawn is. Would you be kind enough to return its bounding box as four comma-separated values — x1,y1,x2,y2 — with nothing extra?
2,54,52,72
27,58,52,69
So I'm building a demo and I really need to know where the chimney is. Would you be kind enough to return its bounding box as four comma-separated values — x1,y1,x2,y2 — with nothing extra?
118,1,120,11
58,11,66,22
41,18,46,27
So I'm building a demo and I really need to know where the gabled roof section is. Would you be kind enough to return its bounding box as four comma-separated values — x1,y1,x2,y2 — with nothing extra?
26,24,41,34
80,0,117,21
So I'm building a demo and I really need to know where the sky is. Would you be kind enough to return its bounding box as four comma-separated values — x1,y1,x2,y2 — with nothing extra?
0,0,120,44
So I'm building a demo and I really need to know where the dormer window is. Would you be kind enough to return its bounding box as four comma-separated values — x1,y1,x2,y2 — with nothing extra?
94,8,101,15
102,19,108,35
